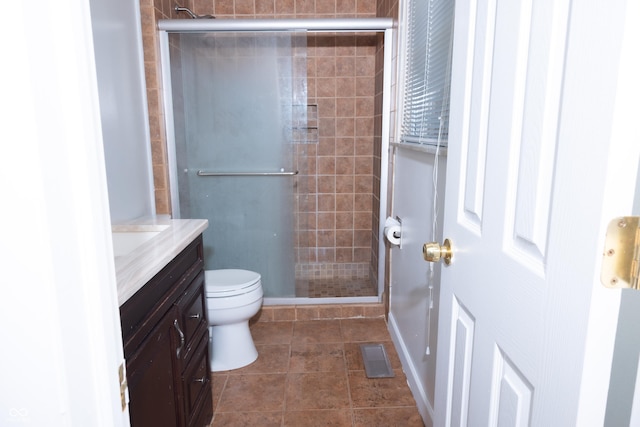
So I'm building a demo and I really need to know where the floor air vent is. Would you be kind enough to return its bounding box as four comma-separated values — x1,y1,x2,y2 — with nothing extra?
360,344,395,378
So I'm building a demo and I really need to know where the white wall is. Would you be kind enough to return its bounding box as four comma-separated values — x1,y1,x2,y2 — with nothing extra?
388,146,446,427
90,0,155,222
0,0,129,425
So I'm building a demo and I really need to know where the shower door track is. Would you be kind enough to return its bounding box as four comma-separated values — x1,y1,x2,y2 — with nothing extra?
158,18,394,306
158,17,393,32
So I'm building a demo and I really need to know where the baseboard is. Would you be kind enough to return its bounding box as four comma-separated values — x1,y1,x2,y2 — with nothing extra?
388,312,435,427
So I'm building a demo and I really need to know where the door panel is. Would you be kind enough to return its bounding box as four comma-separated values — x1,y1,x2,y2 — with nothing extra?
435,0,638,426
448,301,474,427
489,349,533,425
461,0,493,231
168,32,299,297
444,0,571,419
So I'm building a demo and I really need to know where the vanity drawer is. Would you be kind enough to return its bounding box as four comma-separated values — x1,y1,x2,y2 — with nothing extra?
181,333,212,426
175,271,208,364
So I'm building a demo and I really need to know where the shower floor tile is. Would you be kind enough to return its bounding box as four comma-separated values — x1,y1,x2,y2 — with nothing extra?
295,278,377,298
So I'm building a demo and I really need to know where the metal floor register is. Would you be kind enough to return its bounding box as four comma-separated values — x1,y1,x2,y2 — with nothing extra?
360,344,395,378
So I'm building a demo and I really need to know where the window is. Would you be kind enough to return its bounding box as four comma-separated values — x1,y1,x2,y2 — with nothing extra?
400,0,455,147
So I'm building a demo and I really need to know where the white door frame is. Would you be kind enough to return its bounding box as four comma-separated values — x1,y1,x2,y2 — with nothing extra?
574,0,640,419
0,1,129,425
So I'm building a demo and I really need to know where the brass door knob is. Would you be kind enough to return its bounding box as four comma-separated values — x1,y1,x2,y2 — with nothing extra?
423,239,453,265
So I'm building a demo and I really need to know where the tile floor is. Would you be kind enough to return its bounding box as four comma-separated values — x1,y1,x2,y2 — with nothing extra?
295,278,377,298
209,318,424,426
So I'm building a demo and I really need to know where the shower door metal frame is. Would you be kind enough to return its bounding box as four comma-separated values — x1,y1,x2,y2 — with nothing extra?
158,18,394,305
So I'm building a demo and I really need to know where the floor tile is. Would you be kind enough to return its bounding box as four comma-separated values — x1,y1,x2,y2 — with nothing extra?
341,318,390,342
285,372,351,410
290,342,346,373
292,320,343,344
211,411,283,426
209,315,425,426
284,409,353,426
348,370,417,408
231,344,290,374
251,321,294,344
216,374,286,412
296,277,377,298
353,407,424,427
211,373,228,412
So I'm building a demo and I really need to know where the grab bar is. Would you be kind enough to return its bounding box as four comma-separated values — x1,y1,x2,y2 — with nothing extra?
197,170,299,177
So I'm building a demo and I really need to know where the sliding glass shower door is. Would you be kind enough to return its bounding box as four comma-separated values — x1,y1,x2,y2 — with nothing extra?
167,32,306,297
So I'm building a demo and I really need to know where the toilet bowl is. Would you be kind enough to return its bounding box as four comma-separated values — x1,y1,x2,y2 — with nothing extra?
205,269,263,371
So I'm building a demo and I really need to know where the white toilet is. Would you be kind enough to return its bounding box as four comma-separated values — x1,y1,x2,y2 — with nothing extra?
204,269,263,371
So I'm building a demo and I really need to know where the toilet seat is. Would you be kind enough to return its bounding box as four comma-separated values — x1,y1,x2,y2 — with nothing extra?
205,269,262,298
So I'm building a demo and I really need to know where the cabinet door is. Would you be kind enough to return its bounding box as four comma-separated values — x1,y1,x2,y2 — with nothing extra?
127,306,182,427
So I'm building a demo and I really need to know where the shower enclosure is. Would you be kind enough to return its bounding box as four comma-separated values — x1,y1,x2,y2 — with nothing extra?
159,19,393,304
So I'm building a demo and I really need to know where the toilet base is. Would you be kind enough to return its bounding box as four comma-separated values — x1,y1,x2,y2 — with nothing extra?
209,322,258,371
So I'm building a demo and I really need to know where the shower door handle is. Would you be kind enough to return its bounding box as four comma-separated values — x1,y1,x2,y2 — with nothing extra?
197,170,299,177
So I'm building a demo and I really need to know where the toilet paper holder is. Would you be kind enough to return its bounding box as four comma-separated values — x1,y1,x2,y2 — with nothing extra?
384,216,403,247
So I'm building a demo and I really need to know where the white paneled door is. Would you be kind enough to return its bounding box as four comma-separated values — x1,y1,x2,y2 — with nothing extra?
433,0,639,425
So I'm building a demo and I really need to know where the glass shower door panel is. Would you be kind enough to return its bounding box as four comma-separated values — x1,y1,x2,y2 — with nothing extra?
173,33,297,297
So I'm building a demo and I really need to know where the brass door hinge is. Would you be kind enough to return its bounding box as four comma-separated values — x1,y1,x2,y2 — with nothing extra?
601,217,640,289
119,362,128,411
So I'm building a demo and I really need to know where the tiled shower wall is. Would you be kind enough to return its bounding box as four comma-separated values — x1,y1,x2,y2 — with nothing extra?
295,31,377,282
139,0,387,289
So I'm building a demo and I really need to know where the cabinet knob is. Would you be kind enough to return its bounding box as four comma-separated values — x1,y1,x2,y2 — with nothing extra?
193,377,207,384
188,313,201,320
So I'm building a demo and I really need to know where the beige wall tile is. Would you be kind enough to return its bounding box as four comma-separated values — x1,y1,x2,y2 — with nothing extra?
336,194,354,212
318,194,336,211
316,0,336,14
234,0,255,14
275,0,294,14
336,118,356,137
318,175,336,193
336,175,354,193
336,212,354,229
336,137,355,156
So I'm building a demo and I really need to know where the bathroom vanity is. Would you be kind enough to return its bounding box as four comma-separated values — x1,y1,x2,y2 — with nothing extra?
114,219,212,427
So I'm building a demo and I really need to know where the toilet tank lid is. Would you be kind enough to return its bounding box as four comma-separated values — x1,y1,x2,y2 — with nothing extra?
205,269,261,293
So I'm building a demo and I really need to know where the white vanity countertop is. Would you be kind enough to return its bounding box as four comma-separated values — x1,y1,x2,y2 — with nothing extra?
113,217,208,306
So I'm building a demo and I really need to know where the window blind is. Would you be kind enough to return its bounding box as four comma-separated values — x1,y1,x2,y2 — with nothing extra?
400,0,455,146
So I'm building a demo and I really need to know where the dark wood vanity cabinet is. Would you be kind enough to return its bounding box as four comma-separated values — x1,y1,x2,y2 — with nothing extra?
120,236,213,427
